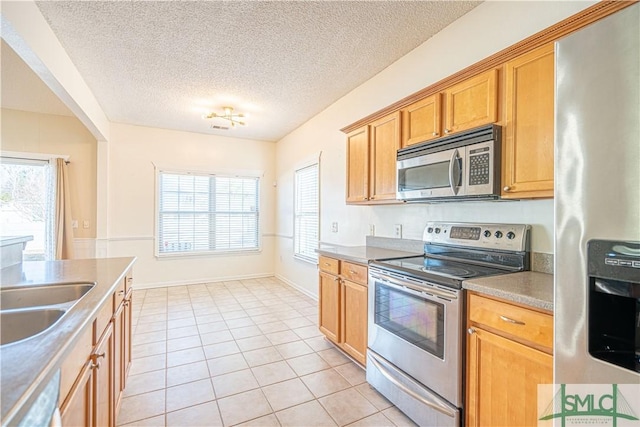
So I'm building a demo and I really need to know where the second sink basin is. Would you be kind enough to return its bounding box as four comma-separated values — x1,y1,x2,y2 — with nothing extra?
0,308,66,346
0,283,95,310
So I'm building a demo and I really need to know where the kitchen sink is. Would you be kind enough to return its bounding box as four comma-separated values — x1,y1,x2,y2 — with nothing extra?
0,308,66,346
0,283,95,310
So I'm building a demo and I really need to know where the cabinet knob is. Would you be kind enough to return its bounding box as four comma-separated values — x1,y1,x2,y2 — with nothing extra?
118,290,125,296
334,277,340,282
468,327,476,335
432,132,438,136
349,270,357,275
363,197,368,201
503,186,511,192
444,129,451,134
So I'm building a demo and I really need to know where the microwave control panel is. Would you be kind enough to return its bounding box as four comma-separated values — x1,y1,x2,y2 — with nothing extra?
468,148,491,186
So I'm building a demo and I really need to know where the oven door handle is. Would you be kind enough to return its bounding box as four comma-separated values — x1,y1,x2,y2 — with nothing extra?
368,351,458,418
370,273,457,300
448,148,461,195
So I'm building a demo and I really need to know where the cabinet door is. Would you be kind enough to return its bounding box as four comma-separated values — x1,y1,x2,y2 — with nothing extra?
369,111,401,201
123,289,133,382
466,327,552,427
113,302,125,414
93,322,114,427
318,271,341,343
444,69,498,135
61,361,93,427
502,43,555,198
402,94,442,147
341,280,367,365
346,126,369,203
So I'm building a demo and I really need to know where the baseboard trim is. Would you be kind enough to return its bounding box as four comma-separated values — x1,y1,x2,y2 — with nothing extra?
275,274,318,301
134,272,275,290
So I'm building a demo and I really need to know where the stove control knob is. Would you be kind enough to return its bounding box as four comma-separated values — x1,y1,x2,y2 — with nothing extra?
483,230,491,238
494,231,503,239
435,228,441,234
507,231,516,240
427,227,434,234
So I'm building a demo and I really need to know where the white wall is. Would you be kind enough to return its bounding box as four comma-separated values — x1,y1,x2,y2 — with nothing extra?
106,123,276,288
274,1,596,296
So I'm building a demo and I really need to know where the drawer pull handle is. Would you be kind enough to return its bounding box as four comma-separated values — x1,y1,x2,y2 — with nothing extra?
499,315,525,325
324,263,330,266
349,270,357,275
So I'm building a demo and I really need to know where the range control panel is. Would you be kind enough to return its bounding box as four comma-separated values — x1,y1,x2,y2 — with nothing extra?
423,222,530,252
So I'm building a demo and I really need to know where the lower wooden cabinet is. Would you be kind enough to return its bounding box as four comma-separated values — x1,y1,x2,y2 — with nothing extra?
93,323,114,427
340,279,367,363
59,270,133,427
318,256,368,365
60,361,93,427
319,271,341,343
466,292,553,427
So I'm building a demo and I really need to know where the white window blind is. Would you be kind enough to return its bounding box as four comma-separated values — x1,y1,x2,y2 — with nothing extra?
157,171,259,256
294,163,319,262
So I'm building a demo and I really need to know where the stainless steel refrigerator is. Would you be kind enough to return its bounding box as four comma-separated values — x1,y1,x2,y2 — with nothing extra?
555,2,639,385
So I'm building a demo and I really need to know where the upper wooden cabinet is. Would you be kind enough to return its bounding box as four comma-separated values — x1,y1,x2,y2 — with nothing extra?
502,43,555,198
346,112,400,204
444,69,498,136
401,94,442,147
369,112,401,202
401,70,498,148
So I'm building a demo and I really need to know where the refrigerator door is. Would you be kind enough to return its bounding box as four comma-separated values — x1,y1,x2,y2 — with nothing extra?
555,3,640,384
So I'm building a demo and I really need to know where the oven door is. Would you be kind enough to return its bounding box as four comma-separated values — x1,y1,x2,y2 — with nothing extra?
368,268,463,406
396,146,464,200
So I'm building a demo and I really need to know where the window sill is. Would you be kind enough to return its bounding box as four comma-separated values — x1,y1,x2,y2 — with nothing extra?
155,249,262,259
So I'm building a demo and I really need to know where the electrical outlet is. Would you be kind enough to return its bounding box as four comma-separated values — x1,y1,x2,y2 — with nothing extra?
394,224,402,239
72,219,78,229
369,224,375,236
83,220,90,229
332,222,338,233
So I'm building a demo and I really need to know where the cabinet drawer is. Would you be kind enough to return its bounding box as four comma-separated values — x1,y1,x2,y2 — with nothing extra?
468,293,553,350
341,261,368,286
319,256,339,275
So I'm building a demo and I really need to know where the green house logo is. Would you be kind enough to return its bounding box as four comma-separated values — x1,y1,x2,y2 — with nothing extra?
540,384,639,427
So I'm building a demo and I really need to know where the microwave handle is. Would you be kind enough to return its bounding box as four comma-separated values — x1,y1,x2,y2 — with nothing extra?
448,149,461,195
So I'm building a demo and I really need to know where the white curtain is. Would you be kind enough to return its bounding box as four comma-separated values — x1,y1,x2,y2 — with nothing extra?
55,158,74,259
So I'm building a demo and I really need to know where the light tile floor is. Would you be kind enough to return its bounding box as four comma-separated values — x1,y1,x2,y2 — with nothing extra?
117,277,418,427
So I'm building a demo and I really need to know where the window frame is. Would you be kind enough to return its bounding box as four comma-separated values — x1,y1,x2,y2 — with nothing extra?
293,160,320,264
154,167,261,258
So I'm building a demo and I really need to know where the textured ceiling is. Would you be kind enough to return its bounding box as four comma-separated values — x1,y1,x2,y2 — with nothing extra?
9,1,481,142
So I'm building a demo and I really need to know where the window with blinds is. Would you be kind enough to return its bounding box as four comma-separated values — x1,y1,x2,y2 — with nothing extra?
156,171,259,256
294,163,319,262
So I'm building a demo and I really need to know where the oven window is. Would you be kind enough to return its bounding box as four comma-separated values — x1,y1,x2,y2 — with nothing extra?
374,283,445,358
399,161,450,191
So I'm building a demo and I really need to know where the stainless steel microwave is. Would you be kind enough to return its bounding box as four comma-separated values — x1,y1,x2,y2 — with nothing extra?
396,124,501,202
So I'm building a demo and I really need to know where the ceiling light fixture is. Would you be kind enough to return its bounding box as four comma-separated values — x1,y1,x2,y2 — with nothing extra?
203,106,246,128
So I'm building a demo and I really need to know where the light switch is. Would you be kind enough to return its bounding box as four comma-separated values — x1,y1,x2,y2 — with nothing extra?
72,220,78,229
83,220,90,229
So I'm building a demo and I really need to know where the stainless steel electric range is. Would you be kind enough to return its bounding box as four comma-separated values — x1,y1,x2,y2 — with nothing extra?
366,221,531,426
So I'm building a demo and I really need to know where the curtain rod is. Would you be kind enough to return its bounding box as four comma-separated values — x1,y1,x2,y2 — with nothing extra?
1,155,70,164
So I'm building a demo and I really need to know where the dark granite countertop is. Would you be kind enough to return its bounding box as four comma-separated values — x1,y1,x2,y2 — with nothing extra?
462,271,554,312
0,257,136,425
